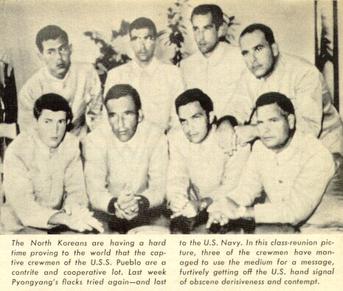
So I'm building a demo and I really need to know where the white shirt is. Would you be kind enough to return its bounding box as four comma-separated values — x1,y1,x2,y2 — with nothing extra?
226,53,343,154
180,42,245,118
230,132,335,225
167,127,250,211
83,121,168,213
19,63,103,137
105,58,185,131
2,131,87,230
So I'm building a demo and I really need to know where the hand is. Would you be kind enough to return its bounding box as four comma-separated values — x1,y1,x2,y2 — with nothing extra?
64,210,104,233
234,125,258,146
206,211,229,228
171,200,198,219
215,122,237,156
207,197,241,221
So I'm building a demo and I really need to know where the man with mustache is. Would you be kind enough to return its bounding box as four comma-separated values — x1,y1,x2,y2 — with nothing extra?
105,17,184,132
19,25,103,138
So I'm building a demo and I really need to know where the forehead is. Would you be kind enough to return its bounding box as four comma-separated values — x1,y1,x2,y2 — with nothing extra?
240,30,268,48
42,37,67,50
178,101,206,118
256,103,284,119
130,27,154,38
39,109,67,120
192,13,213,27
106,95,137,112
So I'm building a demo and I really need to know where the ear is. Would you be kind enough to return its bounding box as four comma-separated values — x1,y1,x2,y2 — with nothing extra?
209,111,215,124
68,43,73,56
217,23,225,38
271,42,279,58
138,109,144,123
287,114,295,130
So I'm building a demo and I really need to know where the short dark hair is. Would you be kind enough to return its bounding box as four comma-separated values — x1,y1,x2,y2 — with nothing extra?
191,4,224,30
255,92,295,116
240,23,275,45
36,25,69,52
129,17,157,38
105,84,142,111
33,93,73,126
175,88,213,115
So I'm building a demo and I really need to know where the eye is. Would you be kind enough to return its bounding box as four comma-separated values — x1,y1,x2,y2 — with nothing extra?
255,45,264,52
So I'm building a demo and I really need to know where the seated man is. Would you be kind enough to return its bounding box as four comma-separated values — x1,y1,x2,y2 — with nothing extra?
83,84,168,233
167,89,249,233
19,25,102,138
1,93,103,233
208,92,335,229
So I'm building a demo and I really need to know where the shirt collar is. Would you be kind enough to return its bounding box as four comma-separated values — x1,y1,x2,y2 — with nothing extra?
131,57,158,75
196,42,226,66
267,131,301,163
43,63,72,82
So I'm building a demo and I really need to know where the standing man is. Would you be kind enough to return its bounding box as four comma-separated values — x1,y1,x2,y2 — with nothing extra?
181,4,245,117
2,93,103,233
167,89,249,232
227,23,343,156
208,92,335,227
19,25,102,138
105,17,184,131
83,84,168,233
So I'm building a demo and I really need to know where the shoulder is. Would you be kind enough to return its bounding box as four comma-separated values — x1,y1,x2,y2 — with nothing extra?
281,53,320,76
83,123,109,148
20,68,45,94
107,62,132,76
140,121,166,143
5,132,35,160
299,133,332,160
180,51,201,68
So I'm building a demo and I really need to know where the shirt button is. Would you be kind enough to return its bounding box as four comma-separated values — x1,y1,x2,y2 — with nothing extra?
278,180,283,184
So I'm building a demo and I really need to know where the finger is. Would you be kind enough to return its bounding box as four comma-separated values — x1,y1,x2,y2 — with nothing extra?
86,217,104,233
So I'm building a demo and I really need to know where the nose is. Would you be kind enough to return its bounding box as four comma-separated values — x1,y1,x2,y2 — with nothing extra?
118,115,125,129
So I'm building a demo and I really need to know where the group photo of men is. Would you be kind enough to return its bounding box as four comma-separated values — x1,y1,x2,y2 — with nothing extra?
0,0,342,234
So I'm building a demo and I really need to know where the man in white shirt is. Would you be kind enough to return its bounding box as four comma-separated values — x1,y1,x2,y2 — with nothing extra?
227,23,343,156
19,25,102,138
167,88,249,233
105,17,184,131
83,84,168,233
180,4,245,118
208,92,335,228
1,93,103,233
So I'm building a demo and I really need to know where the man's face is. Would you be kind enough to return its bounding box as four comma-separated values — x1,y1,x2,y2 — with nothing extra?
106,95,142,142
192,13,220,56
37,109,67,148
256,103,294,152
178,101,211,144
130,28,156,63
40,37,71,79
239,30,278,78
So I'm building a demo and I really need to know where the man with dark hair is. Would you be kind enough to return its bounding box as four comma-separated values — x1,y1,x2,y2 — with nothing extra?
180,4,245,118
167,89,249,232
1,93,103,233
105,17,184,131
226,23,343,157
83,84,167,233
19,25,102,137
208,92,335,227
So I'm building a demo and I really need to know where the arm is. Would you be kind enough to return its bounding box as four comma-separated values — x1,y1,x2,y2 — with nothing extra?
293,67,326,137
83,135,114,213
18,85,36,133
139,135,168,208
166,136,191,213
208,145,251,199
63,143,89,212
85,67,103,131
3,147,59,229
